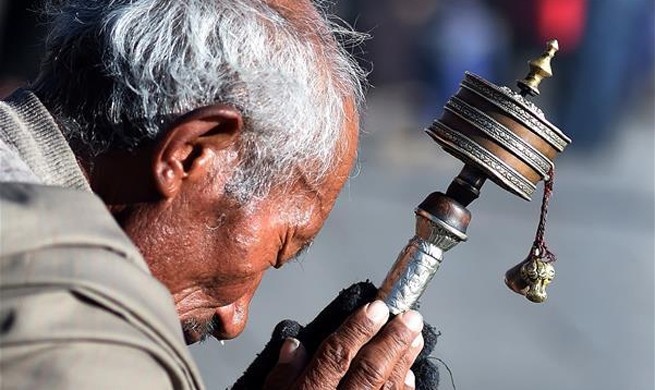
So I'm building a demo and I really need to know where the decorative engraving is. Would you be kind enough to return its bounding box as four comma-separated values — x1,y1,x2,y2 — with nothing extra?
378,210,470,314
499,86,545,118
445,96,552,178
377,236,444,315
427,121,536,199
461,73,569,152
520,258,555,303
414,213,463,251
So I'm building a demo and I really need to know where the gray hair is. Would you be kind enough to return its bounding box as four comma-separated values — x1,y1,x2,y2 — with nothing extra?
34,0,366,201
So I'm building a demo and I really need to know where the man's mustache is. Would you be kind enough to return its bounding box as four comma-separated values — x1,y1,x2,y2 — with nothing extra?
181,314,221,344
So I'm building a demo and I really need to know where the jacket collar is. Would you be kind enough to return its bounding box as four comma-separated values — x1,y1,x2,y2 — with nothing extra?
0,89,90,190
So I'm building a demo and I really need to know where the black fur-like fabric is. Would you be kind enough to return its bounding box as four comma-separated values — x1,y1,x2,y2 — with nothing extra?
230,281,439,390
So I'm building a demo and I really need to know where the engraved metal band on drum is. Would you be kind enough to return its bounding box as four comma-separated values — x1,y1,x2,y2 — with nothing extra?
463,71,569,139
427,121,536,199
445,96,553,178
499,86,544,118
460,74,569,152
377,236,444,315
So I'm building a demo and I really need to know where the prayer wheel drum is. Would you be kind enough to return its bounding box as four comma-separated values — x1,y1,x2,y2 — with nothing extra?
427,71,571,201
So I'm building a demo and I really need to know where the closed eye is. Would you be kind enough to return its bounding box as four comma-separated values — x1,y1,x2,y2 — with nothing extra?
277,240,313,268
291,240,313,263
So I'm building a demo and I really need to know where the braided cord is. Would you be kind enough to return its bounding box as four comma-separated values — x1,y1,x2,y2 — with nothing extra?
532,167,557,263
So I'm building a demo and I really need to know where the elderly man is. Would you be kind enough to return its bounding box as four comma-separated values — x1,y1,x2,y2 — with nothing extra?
0,1,425,389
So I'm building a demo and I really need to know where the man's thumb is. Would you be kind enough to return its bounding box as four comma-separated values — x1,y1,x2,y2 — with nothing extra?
262,338,308,390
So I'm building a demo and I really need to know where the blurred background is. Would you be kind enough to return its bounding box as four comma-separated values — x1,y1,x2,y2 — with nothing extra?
2,0,653,389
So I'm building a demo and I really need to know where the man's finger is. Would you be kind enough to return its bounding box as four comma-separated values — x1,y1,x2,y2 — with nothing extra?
403,370,416,390
297,300,389,390
338,310,423,390
263,338,308,390
382,333,423,390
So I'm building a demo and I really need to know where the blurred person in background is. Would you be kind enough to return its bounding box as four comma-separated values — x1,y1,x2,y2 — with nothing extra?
554,0,654,149
334,0,653,153
498,0,653,149
0,1,426,389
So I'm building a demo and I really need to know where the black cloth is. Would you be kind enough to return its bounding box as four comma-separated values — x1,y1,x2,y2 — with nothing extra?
231,281,439,390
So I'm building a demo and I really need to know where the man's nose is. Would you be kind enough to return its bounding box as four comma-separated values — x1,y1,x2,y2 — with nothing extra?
213,291,253,339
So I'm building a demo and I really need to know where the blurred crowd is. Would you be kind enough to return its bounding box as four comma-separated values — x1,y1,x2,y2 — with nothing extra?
334,0,654,151
1,0,654,151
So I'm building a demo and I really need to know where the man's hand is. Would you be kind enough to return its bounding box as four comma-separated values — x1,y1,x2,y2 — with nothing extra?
263,300,424,390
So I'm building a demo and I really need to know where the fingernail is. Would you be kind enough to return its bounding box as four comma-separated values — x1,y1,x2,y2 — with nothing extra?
401,310,423,332
411,333,424,348
278,338,301,364
405,370,415,388
365,300,389,324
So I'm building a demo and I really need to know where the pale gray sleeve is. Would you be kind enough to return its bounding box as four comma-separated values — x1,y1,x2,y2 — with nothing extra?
0,287,186,390
1,342,176,390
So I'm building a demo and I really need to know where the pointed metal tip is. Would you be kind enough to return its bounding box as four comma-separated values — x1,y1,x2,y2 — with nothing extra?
547,39,559,51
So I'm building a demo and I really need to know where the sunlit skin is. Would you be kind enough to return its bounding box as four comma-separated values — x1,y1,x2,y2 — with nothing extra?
81,0,354,343
77,0,359,346
76,1,424,386
86,100,359,343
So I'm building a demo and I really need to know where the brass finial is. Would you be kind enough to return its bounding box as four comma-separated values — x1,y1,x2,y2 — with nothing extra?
517,39,559,96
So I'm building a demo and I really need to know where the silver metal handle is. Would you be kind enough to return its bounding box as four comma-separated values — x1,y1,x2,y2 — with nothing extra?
377,209,467,315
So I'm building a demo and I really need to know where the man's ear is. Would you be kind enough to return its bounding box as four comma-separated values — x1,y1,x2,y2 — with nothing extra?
153,105,243,198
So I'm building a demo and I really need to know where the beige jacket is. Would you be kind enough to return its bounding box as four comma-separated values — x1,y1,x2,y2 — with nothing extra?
0,90,205,390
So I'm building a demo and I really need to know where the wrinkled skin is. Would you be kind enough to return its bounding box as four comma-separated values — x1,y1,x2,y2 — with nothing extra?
87,99,422,389
89,102,358,342
88,102,423,389
83,2,423,388
144,105,358,342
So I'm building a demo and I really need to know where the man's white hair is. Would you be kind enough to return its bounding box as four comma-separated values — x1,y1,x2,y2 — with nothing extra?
34,0,366,202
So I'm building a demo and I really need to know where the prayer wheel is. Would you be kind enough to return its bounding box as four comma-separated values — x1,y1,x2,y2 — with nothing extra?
377,40,572,313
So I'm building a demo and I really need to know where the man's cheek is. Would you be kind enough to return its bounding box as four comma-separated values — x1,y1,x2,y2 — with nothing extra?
208,273,263,306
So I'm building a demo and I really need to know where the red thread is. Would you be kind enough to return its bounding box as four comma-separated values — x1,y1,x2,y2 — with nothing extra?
532,167,557,263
